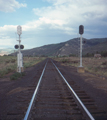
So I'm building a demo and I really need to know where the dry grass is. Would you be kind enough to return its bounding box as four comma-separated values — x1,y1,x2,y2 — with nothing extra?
0,56,45,77
54,57,107,77
23,57,45,68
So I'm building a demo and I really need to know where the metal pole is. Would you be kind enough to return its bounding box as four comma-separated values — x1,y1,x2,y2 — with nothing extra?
19,35,21,73
80,34,83,67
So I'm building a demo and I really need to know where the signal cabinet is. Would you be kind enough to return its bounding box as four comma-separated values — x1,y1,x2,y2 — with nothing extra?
17,53,24,72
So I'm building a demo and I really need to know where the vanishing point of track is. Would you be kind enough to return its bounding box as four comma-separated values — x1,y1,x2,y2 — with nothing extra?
23,59,107,120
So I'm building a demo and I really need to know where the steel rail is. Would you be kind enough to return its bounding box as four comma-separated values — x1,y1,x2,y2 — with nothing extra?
52,60,95,120
23,61,48,120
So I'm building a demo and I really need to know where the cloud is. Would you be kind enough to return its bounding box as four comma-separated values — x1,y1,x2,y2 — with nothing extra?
0,0,107,49
0,35,16,47
0,25,16,32
0,25,19,49
33,0,107,23
32,0,107,36
0,0,27,12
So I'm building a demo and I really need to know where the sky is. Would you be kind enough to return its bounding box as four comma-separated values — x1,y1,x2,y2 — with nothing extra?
0,0,107,49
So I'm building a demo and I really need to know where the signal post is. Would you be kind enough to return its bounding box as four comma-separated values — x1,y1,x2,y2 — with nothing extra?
77,25,85,73
15,25,24,73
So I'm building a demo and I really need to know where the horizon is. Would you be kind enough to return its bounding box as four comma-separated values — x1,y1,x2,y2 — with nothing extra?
0,37,107,56
0,37,107,51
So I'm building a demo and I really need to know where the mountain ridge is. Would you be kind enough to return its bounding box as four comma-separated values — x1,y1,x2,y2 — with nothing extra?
10,37,107,56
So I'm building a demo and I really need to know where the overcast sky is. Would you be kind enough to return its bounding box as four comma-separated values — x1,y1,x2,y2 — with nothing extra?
0,0,107,49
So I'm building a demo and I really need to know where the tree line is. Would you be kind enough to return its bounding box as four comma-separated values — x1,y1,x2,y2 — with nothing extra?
83,51,107,57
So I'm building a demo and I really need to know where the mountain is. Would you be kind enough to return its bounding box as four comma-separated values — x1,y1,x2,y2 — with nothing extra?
10,38,107,56
83,38,107,54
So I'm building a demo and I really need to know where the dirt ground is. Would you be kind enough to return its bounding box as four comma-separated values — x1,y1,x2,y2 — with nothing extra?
0,59,47,120
55,61,107,113
0,59,107,119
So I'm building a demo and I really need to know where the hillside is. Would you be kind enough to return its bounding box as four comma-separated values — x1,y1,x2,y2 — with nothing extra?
11,38,107,56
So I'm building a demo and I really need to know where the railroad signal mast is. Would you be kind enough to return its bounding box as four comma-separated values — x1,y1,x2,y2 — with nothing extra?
79,25,84,67
15,25,24,73
77,25,85,73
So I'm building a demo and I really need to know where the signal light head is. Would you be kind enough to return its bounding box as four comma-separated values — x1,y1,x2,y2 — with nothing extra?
79,25,84,35
17,25,22,35
20,45,24,49
15,45,19,49
14,45,24,49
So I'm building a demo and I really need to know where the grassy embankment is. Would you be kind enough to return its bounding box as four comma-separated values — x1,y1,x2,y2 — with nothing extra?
54,57,107,77
0,56,45,78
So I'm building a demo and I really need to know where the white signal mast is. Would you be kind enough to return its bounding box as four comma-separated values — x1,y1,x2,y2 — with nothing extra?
17,25,23,73
77,25,85,73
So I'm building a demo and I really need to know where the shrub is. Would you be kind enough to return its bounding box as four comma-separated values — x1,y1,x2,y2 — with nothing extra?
61,59,69,63
10,72,25,80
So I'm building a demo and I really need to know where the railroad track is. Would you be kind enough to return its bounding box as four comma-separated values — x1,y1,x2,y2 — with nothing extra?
23,60,107,120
